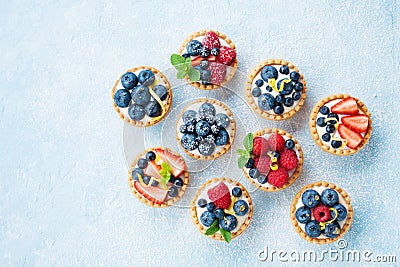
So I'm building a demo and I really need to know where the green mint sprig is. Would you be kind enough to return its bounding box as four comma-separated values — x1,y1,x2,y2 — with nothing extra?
159,161,172,186
170,54,200,82
237,132,254,168
205,219,232,243
219,228,232,243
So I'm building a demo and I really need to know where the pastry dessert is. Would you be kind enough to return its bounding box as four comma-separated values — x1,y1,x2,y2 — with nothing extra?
245,59,306,120
171,30,237,90
309,94,372,155
237,128,303,191
128,147,189,207
112,66,172,127
176,98,235,160
290,181,353,244
190,178,253,243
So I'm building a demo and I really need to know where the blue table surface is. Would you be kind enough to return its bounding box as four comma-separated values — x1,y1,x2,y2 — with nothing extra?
1,1,399,266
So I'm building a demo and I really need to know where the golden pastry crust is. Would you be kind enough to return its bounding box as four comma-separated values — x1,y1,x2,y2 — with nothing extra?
190,178,253,241
309,94,372,155
176,98,236,160
111,66,172,127
290,181,354,244
242,128,303,192
178,30,238,90
128,147,189,208
244,59,307,120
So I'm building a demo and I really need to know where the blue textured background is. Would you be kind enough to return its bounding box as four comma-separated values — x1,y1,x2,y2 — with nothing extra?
1,0,399,266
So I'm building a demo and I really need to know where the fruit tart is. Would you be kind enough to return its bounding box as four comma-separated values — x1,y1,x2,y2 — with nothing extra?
309,94,372,155
290,181,354,244
128,147,189,207
112,66,172,127
176,98,236,160
245,59,307,120
237,128,303,191
190,178,253,243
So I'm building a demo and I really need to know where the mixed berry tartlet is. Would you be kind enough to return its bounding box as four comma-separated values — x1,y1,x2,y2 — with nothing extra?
190,178,253,243
128,147,189,207
174,30,237,90
290,181,353,244
237,128,303,191
176,98,236,160
245,59,307,120
112,66,172,127
309,94,372,155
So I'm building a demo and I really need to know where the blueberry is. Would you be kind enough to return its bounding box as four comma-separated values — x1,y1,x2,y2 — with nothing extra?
322,133,331,142
279,65,290,75
128,104,145,121
132,85,151,106
321,189,339,206
331,203,347,221
200,70,211,83
152,84,168,101
199,60,209,69
144,101,162,117
186,123,196,134
277,78,293,95
275,95,285,104
121,72,138,89
199,103,216,117
327,113,339,124
317,117,327,127
249,168,260,178
285,139,295,149
284,97,294,107
295,206,311,224
245,158,255,168
305,220,322,238
215,113,230,128
196,136,204,143
141,176,151,185
200,211,216,227
145,151,156,161
211,47,220,56
331,140,342,148
214,127,229,146
232,187,242,197
319,106,330,115
219,214,238,231
292,91,301,101
290,71,300,82
210,124,220,136
326,124,335,133
199,46,210,58
179,124,187,133
137,158,148,169
205,134,216,143
301,189,321,208
168,175,176,183
181,133,199,151
182,110,197,124
138,70,155,86
206,202,216,212
261,65,278,81
266,86,273,92
197,198,207,208
294,82,304,92
274,104,284,115
194,65,203,72
271,151,280,160
151,179,158,187
198,139,216,156
258,93,275,111
182,53,190,59
168,186,178,197
131,168,144,181
114,89,132,108
323,221,341,238
252,87,262,97
255,79,264,87
233,200,249,216
173,177,183,187
186,40,203,56
213,208,224,219
195,120,211,136
257,175,268,184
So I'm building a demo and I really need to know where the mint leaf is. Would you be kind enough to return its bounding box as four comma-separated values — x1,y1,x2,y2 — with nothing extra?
175,63,187,72
219,228,232,243
236,149,247,156
238,155,249,169
243,133,254,153
176,70,187,79
170,54,185,67
159,162,172,185
205,220,219,235
188,68,200,82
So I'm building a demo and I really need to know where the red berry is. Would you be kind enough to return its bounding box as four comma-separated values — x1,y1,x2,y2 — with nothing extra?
207,182,231,209
267,133,285,152
312,204,331,222
202,31,221,49
217,46,236,65
267,168,289,188
278,149,298,171
255,156,271,175
208,62,226,85
252,137,269,156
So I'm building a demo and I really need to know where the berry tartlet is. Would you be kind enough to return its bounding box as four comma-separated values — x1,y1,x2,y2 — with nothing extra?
176,98,236,160
175,30,238,90
112,66,172,127
128,147,189,207
237,128,303,191
245,59,307,120
309,94,372,155
190,178,253,243
290,181,353,244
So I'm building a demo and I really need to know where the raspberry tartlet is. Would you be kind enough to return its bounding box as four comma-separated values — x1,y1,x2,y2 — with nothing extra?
176,98,236,160
309,94,372,155
128,147,189,207
190,178,253,243
112,66,172,127
175,30,238,90
290,181,354,244
237,128,303,191
245,59,307,120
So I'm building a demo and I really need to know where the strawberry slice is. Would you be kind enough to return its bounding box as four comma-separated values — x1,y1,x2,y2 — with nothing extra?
207,182,231,209
202,31,221,49
331,97,359,115
144,161,162,180
133,181,167,204
208,62,226,85
217,46,236,65
191,55,217,67
155,148,187,177
341,114,369,133
338,124,364,149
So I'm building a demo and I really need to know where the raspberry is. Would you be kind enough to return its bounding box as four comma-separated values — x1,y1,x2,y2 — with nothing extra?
217,46,236,65
267,168,289,188
255,156,271,175
208,62,226,85
252,137,269,156
267,133,286,152
207,182,231,209
278,149,298,171
312,204,331,222
202,31,221,49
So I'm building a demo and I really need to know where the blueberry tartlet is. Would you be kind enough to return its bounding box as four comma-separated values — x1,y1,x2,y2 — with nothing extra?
176,98,236,160
309,94,372,155
290,181,353,244
245,59,307,120
237,128,303,191
175,30,237,90
190,178,253,243
112,66,172,127
128,147,189,207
